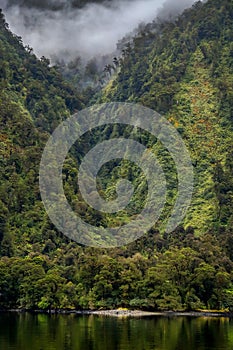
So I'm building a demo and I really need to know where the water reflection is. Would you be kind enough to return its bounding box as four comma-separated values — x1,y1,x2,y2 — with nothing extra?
0,313,232,350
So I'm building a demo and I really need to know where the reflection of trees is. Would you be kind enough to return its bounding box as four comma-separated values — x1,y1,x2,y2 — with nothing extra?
2,314,233,350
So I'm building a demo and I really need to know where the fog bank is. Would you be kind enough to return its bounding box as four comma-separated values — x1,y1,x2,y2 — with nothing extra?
2,0,196,61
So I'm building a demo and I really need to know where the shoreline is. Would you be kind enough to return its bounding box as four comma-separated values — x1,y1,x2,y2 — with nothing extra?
1,309,233,318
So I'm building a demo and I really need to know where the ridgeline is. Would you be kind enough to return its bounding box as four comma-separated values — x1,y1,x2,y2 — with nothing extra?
0,0,233,312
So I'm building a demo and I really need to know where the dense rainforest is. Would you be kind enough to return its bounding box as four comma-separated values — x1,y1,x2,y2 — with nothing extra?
0,0,233,312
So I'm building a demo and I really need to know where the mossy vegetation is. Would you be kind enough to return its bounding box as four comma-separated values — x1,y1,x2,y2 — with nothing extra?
0,0,233,311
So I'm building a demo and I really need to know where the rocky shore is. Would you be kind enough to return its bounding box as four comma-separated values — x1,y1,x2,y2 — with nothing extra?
85,310,233,318
88,310,160,317
2,309,233,318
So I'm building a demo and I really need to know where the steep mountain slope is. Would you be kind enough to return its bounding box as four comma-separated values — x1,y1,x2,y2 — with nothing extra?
0,1,233,312
0,8,83,254
100,0,233,234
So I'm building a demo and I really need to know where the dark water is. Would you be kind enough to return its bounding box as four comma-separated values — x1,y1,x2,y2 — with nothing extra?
1,313,233,350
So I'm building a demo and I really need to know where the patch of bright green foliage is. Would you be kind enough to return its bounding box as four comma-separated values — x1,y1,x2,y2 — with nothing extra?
0,0,233,312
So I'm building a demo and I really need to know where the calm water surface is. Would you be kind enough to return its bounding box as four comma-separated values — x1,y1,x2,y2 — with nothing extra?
0,313,233,350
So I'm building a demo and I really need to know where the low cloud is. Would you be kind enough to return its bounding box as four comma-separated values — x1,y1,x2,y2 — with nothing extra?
2,0,196,61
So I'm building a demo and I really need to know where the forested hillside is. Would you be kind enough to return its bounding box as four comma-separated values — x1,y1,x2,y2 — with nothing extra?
0,0,233,312
99,0,233,234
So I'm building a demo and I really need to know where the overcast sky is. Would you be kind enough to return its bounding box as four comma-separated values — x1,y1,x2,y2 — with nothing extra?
1,0,196,61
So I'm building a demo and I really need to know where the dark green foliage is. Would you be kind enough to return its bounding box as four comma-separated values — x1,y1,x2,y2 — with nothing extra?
0,1,233,312
100,0,233,234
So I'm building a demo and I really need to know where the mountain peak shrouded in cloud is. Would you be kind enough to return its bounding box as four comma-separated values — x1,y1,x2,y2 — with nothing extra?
3,0,111,10
1,0,196,61
2,0,67,10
